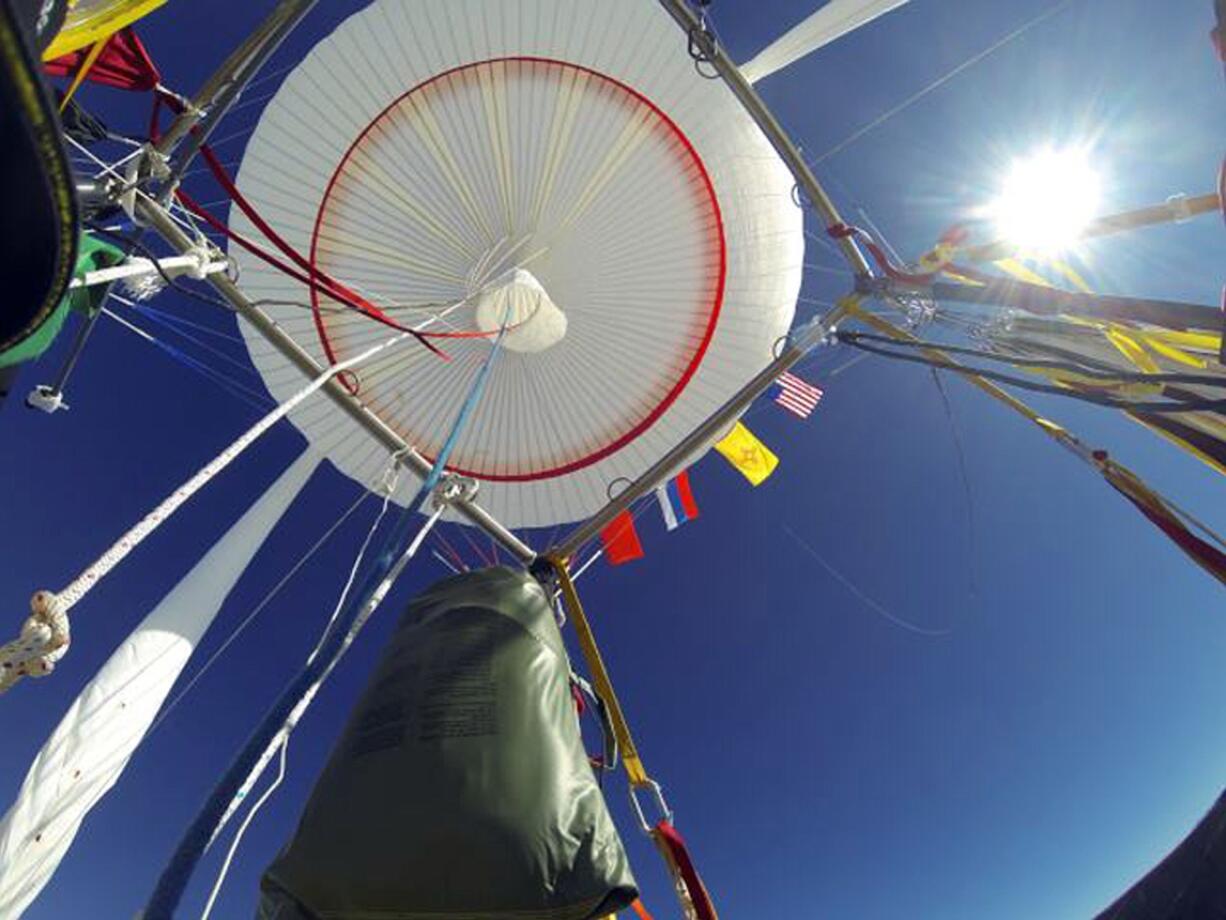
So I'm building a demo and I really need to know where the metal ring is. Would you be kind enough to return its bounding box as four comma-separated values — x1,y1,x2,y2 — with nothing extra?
771,334,791,360
605,476,633,501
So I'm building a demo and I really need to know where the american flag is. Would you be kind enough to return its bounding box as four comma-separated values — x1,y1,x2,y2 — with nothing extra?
769,371,823,419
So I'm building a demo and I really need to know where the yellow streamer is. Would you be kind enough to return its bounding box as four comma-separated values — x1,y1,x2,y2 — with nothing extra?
43,0,170,60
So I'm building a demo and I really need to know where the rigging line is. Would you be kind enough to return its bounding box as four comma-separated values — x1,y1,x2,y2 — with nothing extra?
119,297,263,380
199,736,287,920
100,307,272,412
828,352,871,378
432,526,470,573
930,368,981,601
207,502,448,856
810,0,1080,165
55,330,410,614
150,488,374,736
804,262,853,278
85,223,239,313
307,465,402,665
838,334,1226,413
65,135,208,242
803,227,846,263
781,525,951,638
127,301,245,344
204,459,404,851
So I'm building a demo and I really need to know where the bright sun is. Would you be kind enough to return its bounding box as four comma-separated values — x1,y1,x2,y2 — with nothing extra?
990,148,1102,255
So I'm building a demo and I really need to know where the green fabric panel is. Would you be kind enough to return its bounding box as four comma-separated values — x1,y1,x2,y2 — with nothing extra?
67,233,127,316
259,566,638,920
0,233,126,368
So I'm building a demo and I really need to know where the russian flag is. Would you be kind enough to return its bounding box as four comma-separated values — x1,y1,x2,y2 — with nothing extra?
655,470,699,532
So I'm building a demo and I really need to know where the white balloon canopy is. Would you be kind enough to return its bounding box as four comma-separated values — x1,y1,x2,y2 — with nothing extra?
234,0,804,529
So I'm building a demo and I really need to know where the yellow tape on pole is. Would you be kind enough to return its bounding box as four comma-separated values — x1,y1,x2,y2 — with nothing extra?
43,0,170,60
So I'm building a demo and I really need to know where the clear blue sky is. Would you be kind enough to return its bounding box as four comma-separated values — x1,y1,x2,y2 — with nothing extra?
2,1,1225,917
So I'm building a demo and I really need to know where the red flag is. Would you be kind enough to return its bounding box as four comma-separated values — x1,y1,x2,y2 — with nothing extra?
599,511,644,566
45,29,161,93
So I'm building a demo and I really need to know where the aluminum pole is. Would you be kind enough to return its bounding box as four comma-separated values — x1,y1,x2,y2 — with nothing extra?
155,0,318,177
552,297,857,560
655,0,873,277
134,195,535,564
965,192,1222,263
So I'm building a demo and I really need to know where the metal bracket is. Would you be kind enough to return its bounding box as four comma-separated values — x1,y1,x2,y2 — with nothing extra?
431,475,479,511
629,779,675,834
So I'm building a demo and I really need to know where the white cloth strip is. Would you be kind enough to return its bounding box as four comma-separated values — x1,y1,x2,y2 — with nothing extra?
0,451,317,919
741,0,912,84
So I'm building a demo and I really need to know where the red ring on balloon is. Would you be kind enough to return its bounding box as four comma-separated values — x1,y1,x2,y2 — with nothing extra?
310,56,726,482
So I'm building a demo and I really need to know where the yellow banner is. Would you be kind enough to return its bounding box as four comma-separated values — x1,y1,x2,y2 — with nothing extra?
715,422,778,486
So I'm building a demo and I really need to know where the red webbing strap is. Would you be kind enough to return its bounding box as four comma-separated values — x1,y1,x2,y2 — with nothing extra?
828,222,986,286
193,145,509,343
45,28,160,91
631,898,655,920
198,145,367,305
653,821,718,920
173,187,445,358
1218,160,1226,365
1097,453,1226,588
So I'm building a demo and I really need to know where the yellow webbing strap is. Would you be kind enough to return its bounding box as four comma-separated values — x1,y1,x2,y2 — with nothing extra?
547,555,649,788
547,556,710,919
58,38,106,111
993,257,1052,288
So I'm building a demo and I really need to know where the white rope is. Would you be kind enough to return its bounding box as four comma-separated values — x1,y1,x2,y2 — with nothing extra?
207,504,445,848
57,331,409,611
199,737,288,920
0,333,409,695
